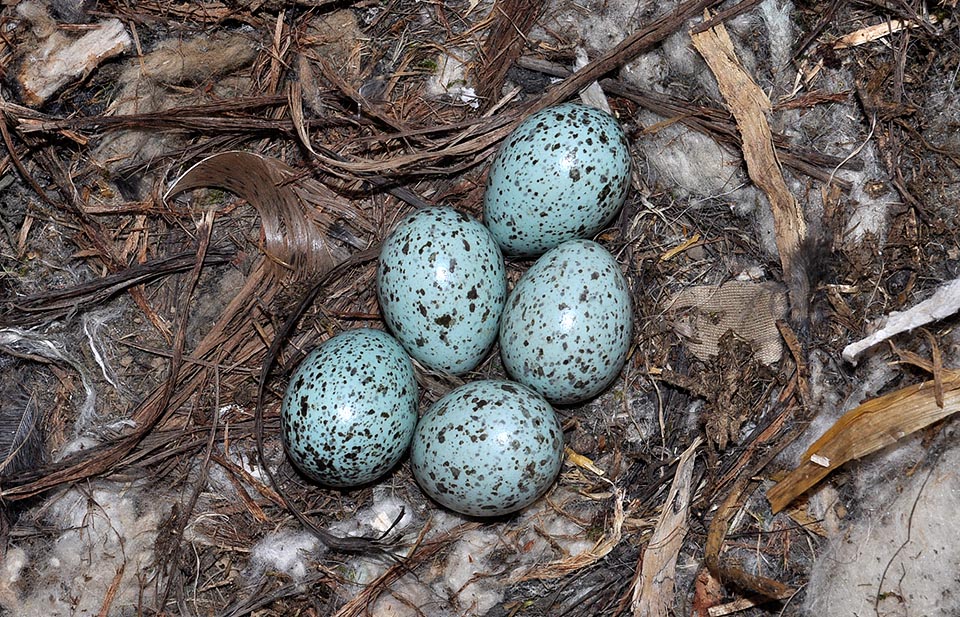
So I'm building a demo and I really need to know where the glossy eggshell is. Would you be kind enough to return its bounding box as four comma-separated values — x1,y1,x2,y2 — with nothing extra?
410,380,564,517
483,102,632,257
377,206,507,375
280,329,417,488
499,240,632,404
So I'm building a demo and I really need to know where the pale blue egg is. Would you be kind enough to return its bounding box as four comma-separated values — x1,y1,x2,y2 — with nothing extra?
483,102,632,257
377,207,507,375
410,380,564,517
280,329,417,488
499,240,632,404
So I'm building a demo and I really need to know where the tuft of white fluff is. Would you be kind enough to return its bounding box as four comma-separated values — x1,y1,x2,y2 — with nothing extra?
249,530,320,581
7,483,168,616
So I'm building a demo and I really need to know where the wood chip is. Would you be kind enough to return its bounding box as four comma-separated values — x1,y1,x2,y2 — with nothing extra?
833,16,938,49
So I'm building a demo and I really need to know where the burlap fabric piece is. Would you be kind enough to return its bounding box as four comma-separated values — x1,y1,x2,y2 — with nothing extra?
668,281,789,365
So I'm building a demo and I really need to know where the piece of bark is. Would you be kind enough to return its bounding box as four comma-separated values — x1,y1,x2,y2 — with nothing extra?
690,16,807,309
631,438,701,617
19,19,131,107
842,277,960,363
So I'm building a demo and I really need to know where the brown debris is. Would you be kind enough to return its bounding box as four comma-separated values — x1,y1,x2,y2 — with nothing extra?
662,332,777,452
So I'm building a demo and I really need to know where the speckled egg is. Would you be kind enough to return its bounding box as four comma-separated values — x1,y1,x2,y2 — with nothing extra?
280,328,417,488
483,102,632,257
410,380,564,517
377,206,507,375
499,240,632,405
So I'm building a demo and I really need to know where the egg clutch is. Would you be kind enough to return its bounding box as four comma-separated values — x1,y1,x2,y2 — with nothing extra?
280,103,634,518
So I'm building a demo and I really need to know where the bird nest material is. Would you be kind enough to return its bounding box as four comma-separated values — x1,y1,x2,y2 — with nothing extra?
1,1,959,616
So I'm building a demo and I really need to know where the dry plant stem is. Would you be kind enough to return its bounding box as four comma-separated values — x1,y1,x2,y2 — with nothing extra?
158,349,222,611
10,95,288,133
35,146,173,340
537,0,722,109
793,0,843,59
712,321,813,503
217,571,337,617
690,0,765,34
0,109,56,208
704,336,811,599
1,216,215,498
510,486,625,582
776,319,811,408
312,54,406,133
97,564,125,617
307,0,723,176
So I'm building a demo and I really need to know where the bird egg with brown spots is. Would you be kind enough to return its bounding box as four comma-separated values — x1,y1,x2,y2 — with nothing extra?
410,380,564,517
280,329,417,488
483,102,632,257
499,240,633,405
377,206,507,375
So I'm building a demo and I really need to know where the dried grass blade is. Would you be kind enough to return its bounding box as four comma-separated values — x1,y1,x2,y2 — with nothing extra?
767,370,960,513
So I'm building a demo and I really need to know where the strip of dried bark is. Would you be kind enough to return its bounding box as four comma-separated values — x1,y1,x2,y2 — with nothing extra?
631,437,701,617
691,17,808,321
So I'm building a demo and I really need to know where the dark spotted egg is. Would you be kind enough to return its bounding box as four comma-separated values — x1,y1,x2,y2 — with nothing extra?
483,102,631,257
499,240,632,405
410,380,564,517
280,328,417,488
377,206,507,375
